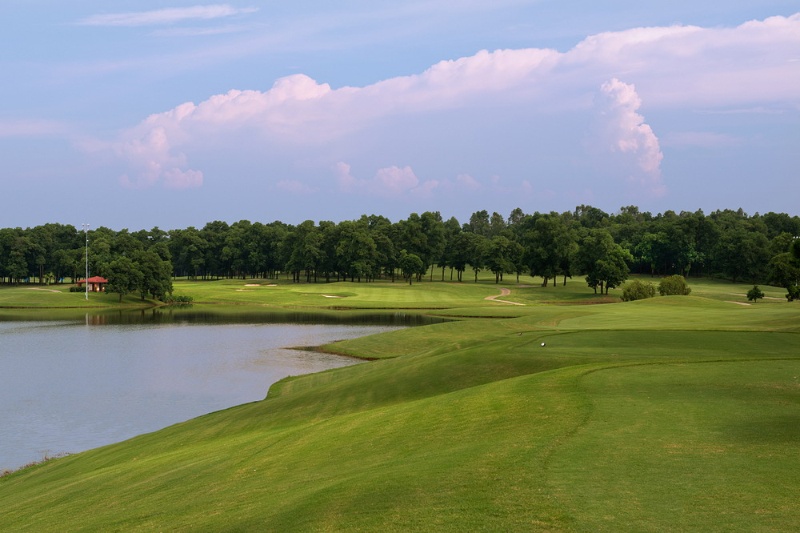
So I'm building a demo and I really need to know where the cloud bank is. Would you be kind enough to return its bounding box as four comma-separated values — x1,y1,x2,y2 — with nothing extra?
106,14,800,198
80,5,258,27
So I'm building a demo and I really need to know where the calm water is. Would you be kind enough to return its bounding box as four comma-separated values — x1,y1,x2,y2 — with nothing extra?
0,317,404,472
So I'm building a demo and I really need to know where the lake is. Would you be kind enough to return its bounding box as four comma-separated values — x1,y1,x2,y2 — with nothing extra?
0,311,415,472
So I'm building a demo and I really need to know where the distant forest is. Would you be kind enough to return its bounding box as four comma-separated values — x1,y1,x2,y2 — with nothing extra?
1,205,799,300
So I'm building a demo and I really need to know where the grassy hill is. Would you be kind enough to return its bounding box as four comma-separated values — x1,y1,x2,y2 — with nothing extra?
1,276,798,531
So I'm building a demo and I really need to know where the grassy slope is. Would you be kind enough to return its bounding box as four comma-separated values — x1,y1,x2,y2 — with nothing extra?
1,277,799,531
0,283,154,310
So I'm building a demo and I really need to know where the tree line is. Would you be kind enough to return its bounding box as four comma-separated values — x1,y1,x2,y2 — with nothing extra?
1,205,799,301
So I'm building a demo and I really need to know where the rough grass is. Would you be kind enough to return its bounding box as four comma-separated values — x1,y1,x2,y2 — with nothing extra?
1,277,799,531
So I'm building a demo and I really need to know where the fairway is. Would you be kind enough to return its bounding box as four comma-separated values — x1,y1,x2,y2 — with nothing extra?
551,359,800,532
1,277,799,531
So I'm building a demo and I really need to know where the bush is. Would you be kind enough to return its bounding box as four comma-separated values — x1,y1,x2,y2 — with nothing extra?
621,279,656,301
163,295,194,304
786,285,799,302
658,275,691,296
746,286,765,303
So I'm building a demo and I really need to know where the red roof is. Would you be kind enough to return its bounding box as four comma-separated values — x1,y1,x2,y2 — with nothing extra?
77,276,108,284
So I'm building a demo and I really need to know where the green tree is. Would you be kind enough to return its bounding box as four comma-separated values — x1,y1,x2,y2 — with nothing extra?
578,228,631,294
285,220,322,282
201,220,230,279
468,233,489,282
336,220,377,282
420,211,445,280
768,253,800,289
364,215,396,282
169,227,207,279
485,236,515,283
746,285,764,303
439,216,462,281
787,285,800,302
466,210,491,237
574,204,609,229
711,213,770,283
6,233,32,283
133,249,173,300
449,231,475,282
398,250,424,285
488,211,507,238
104,256,144,302
523,212,578,287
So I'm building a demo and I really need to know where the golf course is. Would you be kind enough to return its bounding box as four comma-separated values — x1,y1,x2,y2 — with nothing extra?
1,275,798,531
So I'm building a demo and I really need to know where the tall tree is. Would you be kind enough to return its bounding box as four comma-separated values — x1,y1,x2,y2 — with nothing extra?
466,210,491,237
420,211,445,280
398,250,424,285
201,220,230,279
522,212,578,286
104,256,144,302
486,236,515,283
440,216,462,281
578,228,632,294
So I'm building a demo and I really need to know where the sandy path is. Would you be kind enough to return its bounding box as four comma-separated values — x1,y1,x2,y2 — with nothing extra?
485,288,525,306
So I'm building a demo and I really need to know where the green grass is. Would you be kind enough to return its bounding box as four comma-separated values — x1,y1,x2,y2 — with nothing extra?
1,277,799,531
0,283,154,309
175,277,515,309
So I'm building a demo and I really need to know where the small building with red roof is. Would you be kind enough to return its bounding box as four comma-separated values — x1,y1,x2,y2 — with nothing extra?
76,276,108,292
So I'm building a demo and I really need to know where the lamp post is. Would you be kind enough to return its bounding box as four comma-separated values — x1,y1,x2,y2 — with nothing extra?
82,223,90,301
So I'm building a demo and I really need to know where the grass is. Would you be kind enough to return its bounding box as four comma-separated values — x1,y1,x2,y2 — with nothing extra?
0,283,154,309
1,275,799,531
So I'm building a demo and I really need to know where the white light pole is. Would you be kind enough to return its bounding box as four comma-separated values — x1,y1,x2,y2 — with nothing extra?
82,223,90,301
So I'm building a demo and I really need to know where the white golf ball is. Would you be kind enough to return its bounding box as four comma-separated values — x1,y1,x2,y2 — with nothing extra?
541,342,546,347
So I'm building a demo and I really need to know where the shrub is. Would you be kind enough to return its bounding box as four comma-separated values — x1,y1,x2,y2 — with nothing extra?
746,286,765,303
621,279,656,301
658,275,691,296
786,285,799,302
164,295,194,304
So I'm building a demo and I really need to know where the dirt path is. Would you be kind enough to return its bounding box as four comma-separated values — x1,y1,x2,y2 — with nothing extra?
485,288,525,306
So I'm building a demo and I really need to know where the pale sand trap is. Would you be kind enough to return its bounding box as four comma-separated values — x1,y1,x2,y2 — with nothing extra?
322,295,344,298
725,301,751,306
27,288,61,293
244,284,260,287
266,284,277,287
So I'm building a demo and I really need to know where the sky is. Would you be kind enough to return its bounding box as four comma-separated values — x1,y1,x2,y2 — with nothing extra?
1,1,799,230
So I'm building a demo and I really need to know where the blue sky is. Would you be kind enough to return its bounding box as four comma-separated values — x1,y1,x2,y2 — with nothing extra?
2,1,798,230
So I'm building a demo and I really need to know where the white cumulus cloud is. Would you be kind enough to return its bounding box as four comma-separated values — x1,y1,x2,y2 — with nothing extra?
335,162,438,198
101,13,799,195
597,78,665,196
116,127,203,190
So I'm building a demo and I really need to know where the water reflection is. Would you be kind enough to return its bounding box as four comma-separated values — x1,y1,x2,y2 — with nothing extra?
0,307,448,327
0,313,429,472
